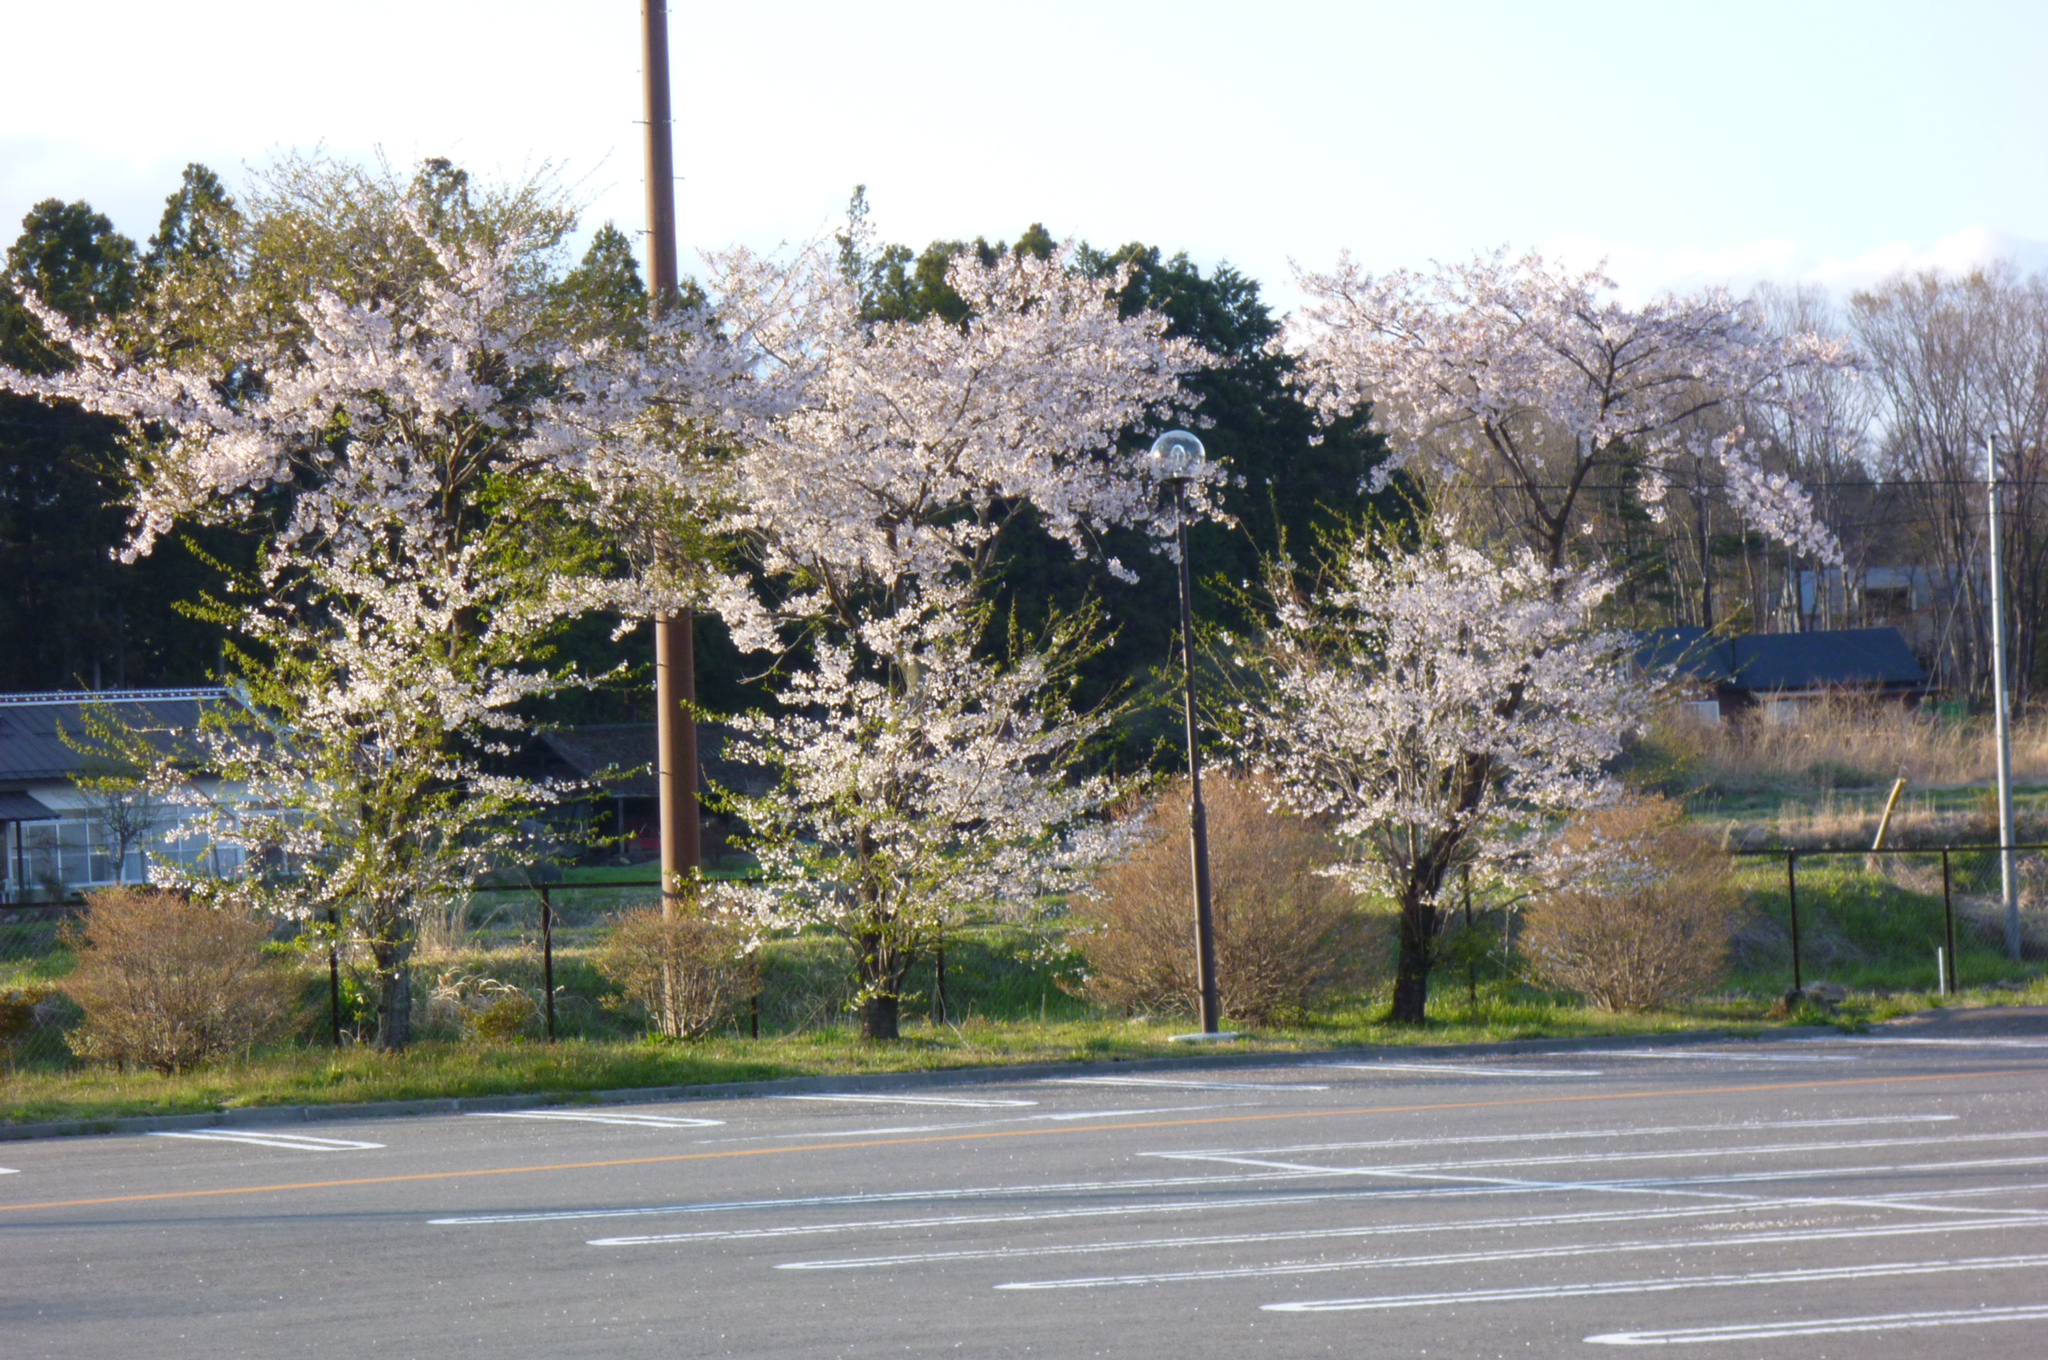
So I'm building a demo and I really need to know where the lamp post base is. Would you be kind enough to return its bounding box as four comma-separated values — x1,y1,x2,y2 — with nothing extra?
1168,1030,1242,1043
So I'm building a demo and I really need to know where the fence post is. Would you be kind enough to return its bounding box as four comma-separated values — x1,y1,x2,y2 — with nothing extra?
1941,848,1957,995
540,885,556,1043
1464,869,1476,1007
327,905,342,1048
1786,850,1802,994
751,991,760,1039
934,932,949,1027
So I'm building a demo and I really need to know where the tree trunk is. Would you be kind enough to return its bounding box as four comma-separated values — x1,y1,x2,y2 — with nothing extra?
857,928,905,1040
372,937,413,1051
861,994,900,1041
1389,893,1434,1024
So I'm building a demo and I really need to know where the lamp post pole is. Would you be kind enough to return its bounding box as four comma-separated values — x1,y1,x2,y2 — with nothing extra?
1154,432,1221,1034
1988,434,2019,958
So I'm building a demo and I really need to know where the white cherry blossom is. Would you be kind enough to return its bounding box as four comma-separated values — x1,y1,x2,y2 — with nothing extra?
1230,520,1650,1022
1285,250,1851,567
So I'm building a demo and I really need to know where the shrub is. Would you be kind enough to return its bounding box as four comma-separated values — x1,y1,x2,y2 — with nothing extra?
60,887,299,1073
1521,796,1737,1011
0,986,44,1069
424,970,542,1042
1072,774,1383,1025
593,906,759,1039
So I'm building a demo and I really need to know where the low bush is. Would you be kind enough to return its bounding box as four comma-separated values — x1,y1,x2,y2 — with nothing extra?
592,906,759,1038
1521,796,1738,1011
424,970,542,1042
60,887,300,1073
1072,774,1384,1025
0,986,44,1068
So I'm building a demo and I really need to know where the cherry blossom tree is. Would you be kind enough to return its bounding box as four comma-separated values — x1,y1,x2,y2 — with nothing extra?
1230,520,1649,1023
690,243,1215,1036
700,241,1220,643
722,586,1130,1039
0,203,737,1047
2,176,1217,1044
1285,250,1852,573
98,544,570,1049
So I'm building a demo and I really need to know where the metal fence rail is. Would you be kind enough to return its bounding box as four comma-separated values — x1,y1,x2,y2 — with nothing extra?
7,845,2042,1065
454,879,670,1044
1733,842,2048,996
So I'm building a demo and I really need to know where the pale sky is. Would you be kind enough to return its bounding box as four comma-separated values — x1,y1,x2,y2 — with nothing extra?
4,0,2044,312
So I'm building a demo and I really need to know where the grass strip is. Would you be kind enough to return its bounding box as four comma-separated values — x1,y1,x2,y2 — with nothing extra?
0,993,1862,1126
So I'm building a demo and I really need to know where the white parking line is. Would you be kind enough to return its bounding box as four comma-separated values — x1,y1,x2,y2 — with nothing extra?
1145,1112,1957,1161
1798,1036,2048,1050
774,1122,996,1137
1589,1302,2048,1343
1048,1077,1329,1091
468,1111,725,1128
995,1218,2047,1291
1584,1303,2048,1345
770,1196,1930,1270
428,1170,1330,1226
147,1130,384,1151
1259,1253,2048,1312
0,1167,15,1175
1321,1061,1603,1078
588,1185,1494,1247
1157,1127,2048,1181
765,1104,1238,1140
1157,1147,2048,1211
1572,1049,1860,1063
774,1093,1039,1108
1039,1104,1230,1121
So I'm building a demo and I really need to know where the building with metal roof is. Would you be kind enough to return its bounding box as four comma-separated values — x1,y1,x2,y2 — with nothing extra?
0,689,242,900
1637,626,1929,722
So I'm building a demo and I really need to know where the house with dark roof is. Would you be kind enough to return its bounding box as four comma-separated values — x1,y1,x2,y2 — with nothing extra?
1638,626,1929,722
0,689,246,900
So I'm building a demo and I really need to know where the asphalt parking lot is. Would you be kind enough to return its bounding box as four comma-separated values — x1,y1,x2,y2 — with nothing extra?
5,1014,2047,1358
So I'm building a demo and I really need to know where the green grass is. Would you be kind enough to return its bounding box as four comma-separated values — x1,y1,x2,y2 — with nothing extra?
2,988,1799,1126
1728,857,2048,995
12,868,2046,1127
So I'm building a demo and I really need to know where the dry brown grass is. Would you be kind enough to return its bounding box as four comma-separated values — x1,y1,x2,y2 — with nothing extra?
1729,797,2048,853
424,970,543,1042
592,906,759,1039
1522,797,1739,1011
1071,774,1386,1026
1645,697,2048,798
60,887,300,1073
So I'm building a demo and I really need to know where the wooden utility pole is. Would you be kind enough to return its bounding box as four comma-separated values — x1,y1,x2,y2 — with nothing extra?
643,0,699,913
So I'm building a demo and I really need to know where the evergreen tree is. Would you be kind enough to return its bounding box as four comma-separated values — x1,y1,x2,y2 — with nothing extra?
0,197,233,690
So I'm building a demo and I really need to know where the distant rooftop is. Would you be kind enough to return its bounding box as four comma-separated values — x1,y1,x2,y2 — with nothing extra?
1638,627,1927,695
0,688,231,783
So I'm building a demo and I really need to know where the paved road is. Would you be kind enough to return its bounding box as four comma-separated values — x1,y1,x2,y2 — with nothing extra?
5,1015,2048,1358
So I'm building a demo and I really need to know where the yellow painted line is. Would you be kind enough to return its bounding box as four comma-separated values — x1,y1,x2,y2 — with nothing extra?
0,1069,2024,1216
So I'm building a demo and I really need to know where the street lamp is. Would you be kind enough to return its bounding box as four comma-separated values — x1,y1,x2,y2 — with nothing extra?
1149,431,1224,1037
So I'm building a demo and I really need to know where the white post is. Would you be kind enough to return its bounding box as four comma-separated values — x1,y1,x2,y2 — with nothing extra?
1987,435,2020,959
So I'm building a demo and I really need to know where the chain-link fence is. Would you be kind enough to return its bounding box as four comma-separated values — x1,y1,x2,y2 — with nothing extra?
0,901,86,1066
11,843,2045,1066
412,878,867,1043
379,879,665,1044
